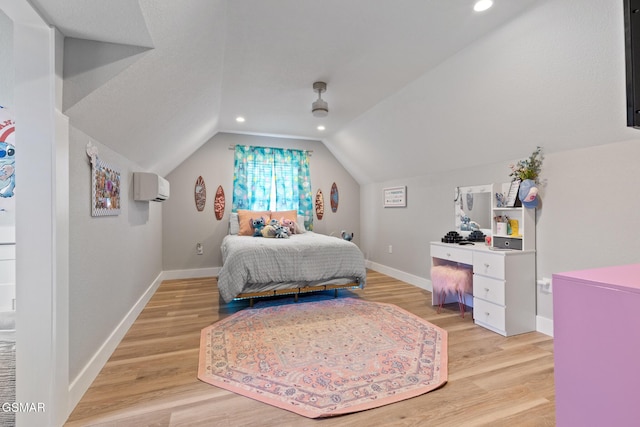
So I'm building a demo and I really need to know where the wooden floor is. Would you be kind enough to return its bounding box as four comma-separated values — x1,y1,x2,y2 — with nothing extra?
65,270,555,427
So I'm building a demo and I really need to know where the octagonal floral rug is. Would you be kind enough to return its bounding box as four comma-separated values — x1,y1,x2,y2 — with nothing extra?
198,298,447,418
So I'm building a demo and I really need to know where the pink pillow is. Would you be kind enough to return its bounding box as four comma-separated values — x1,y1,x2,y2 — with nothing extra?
271,210,297,223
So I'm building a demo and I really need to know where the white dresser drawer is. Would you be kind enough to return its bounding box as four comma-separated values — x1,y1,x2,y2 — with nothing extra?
0,244,15,260
0,282,15,312
473,275,505,305
0,260,15,283
473,298,506,332
473,252,505,279
430,244,473,265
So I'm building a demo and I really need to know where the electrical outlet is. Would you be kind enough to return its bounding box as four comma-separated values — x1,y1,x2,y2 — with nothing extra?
388,245,393,254
196,243,203,255
537,277,552,294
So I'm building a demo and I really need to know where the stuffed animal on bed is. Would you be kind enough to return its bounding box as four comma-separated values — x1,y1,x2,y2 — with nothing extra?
261,219,291,238
274,224,290,238
261,219,279,238
280,218,297,235
250,217,266,237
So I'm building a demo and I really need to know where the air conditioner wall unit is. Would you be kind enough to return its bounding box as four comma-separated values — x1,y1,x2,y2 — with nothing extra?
133,172,170,202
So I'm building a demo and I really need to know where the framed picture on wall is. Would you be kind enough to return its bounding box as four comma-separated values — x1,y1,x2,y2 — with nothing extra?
91,157,121,216
505,180,521,208
383,186,407,208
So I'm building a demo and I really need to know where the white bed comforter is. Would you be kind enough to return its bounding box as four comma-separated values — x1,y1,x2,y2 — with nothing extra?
218,232,367,303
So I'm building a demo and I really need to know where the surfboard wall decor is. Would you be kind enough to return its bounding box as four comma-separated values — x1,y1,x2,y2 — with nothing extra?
214,185,225,220
315,189,324,220
195,176,206,212
330,182,339,213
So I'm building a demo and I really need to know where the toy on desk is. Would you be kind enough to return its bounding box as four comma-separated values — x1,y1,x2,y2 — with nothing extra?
459,215,480,231
509,219,520,237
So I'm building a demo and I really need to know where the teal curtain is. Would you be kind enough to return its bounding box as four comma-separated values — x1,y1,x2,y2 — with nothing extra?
274,148,313,230
274,148,296,211
232,145,273,211
232,145,313,230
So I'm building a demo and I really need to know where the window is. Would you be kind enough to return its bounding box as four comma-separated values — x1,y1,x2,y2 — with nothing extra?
232,145,313,229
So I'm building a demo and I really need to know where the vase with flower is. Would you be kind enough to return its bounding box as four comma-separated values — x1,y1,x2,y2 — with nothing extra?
509,146,543,209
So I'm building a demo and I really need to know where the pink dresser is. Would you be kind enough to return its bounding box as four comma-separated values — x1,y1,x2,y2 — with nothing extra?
553,264,640,427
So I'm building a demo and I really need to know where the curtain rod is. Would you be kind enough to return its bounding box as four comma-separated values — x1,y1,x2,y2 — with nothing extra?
228,145,313,155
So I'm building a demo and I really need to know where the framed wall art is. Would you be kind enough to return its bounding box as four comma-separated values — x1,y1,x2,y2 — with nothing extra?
87,142,121,216
383,186,407,208
505,180,522,207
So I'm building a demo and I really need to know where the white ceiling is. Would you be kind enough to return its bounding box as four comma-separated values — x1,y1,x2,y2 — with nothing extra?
29,0,559,182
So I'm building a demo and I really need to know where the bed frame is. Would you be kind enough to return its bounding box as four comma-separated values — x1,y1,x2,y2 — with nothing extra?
234,281,363,307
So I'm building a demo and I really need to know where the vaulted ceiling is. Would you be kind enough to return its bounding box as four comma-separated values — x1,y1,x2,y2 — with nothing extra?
28,0,634,184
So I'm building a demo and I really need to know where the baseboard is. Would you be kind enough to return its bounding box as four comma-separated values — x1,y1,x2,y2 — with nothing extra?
366,260,431,291
161,267,220,280
536,315,554,337
67,272,164,413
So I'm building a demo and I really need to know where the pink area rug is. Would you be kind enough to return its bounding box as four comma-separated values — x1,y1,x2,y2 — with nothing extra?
198,298,447,418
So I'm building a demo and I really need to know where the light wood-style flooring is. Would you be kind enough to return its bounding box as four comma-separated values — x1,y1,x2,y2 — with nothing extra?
65,270,555,426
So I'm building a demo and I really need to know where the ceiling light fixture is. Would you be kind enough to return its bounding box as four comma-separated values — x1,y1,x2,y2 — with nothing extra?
235,116,245,123
311,81,329,117
317,125,325,131
473,0,493,12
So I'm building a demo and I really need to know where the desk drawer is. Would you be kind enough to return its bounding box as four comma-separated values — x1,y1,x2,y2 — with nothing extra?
473,275,505,305
473,298,506,332
430,244,472,265
473,251,505,279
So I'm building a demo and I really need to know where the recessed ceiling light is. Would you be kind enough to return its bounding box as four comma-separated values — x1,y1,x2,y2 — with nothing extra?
235,116,245,123
317,125,325,131
474,0,493,12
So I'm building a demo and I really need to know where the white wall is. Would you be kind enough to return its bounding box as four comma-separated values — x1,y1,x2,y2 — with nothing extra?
361,162,510,278
162,132,360,272
362,140,640,326
0,11,12,108
535,141,640,318
4,1,70,424
327,0,638,185
68,126,163,391
4,4,167,420
356,0,640,329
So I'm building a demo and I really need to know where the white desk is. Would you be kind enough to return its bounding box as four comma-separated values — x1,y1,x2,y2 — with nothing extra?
430,241,536,336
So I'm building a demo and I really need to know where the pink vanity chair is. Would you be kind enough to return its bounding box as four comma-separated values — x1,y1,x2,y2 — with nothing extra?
431,264,473,317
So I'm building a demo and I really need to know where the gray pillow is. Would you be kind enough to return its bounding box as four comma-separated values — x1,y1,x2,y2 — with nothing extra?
229,212,239,235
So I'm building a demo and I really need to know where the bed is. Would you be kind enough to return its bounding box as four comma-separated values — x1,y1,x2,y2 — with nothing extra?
217,231,367,304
